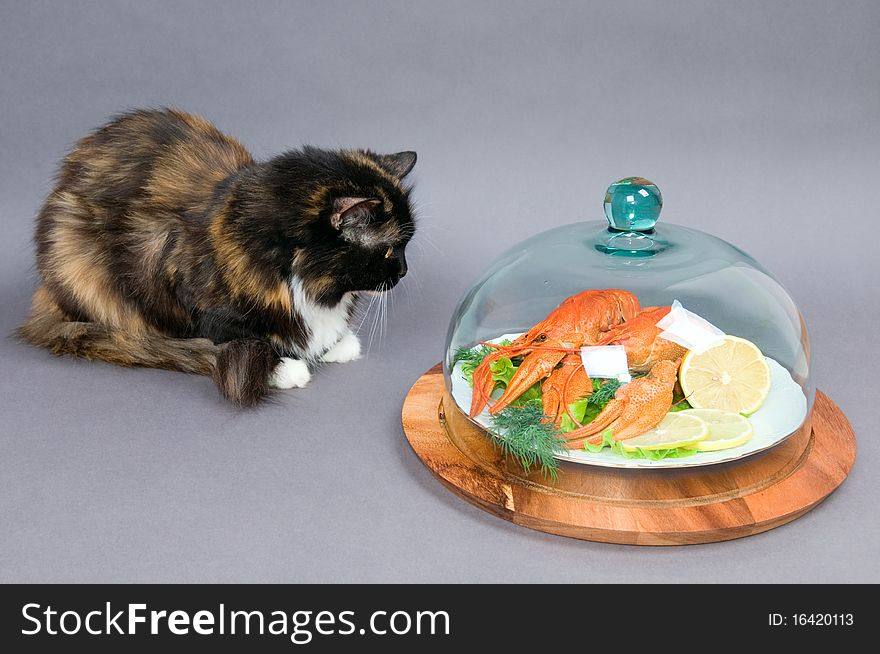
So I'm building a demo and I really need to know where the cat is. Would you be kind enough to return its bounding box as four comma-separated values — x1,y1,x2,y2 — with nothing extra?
18,108,417,406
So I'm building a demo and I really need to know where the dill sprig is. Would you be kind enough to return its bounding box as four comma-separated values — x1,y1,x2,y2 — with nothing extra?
453,340,512,386
588,378,620,406
453,344,493,368
489,401,566,479
454,342,564,476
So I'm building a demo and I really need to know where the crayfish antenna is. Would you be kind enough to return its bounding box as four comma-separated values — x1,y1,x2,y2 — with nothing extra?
469,352,499,416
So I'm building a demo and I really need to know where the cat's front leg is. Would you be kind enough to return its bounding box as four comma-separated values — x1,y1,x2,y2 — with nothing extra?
270,357,312,388
320,330,362,363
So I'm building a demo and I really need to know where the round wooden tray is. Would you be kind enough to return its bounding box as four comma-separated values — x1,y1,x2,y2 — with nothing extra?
402,364,856,545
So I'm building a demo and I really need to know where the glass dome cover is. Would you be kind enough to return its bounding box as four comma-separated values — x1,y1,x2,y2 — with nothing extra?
444,178,812,470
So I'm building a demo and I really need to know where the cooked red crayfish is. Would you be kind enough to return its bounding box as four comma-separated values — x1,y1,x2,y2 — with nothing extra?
469,291,687,429
469,289,640,418
561,359,679,448
593,306,687,372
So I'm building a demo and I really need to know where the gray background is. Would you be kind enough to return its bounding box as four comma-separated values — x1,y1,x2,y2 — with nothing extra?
1,0,877,583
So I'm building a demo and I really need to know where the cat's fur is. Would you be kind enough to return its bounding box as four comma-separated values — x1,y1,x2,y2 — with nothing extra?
18,108,416,406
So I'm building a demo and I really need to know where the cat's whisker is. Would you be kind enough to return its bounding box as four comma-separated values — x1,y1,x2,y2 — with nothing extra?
382,286,390,341
371,285,387,355
413,207,451,234
410,199,439,219
388,282,395,318
400,286,410,309
384,283,391,338
417,232,444,255
407,266,425,297
354,289,380,336
366,282,385,357
353,296,369,334
378,294,385,347
366,297,383,349
358,290,384,359
382,283,390,343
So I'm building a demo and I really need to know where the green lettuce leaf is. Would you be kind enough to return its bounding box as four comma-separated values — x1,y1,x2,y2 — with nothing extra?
454,340,512,386
582,427,700,460
668,388,693,412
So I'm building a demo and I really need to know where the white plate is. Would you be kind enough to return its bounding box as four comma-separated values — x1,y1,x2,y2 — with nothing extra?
449,333,809,469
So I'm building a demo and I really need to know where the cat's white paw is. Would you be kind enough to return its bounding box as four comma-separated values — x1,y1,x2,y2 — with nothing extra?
270,357,312,389
321,332,361,363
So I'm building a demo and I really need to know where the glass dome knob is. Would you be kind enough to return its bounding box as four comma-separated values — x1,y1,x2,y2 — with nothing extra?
604,177,662,232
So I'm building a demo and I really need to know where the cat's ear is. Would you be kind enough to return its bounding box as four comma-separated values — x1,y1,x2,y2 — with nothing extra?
377,151,417,179
330,197,381,229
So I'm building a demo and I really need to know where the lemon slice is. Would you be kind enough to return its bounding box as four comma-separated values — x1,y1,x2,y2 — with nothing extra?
619,413,708,451
679,336,771,415
679,408,753,451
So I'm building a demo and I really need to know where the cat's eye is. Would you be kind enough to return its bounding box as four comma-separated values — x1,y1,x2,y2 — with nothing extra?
384,247,393,259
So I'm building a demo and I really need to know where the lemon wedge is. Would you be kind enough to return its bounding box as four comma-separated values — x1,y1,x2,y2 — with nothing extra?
679,336,771,415
619,413,708,452
679,408,753,451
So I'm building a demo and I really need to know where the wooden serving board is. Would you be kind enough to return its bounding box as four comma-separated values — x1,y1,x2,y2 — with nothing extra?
402,364,856,545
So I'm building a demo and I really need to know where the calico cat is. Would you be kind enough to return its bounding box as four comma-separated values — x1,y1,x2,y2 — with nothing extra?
18,108,417,406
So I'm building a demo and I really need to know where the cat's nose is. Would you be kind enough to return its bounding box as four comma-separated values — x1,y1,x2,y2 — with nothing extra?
396,251,408,278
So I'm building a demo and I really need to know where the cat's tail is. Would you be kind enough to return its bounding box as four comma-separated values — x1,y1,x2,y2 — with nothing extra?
17,286,278,407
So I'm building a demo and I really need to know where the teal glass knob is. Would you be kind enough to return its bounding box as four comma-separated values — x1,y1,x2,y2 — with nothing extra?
603,177,662,232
